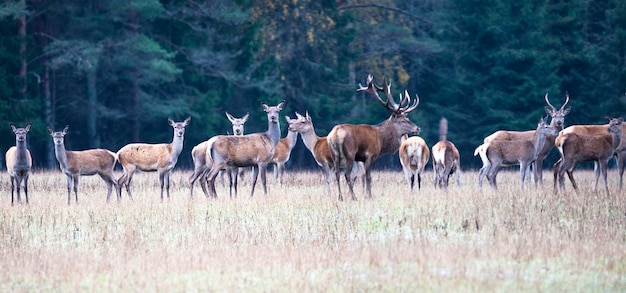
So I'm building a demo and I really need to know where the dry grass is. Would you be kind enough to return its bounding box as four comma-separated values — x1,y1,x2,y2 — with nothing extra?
0,169,625,292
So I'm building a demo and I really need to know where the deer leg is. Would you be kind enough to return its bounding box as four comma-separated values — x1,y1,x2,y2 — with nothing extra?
343,160,358,200
23,175,29,205
100,173,113,203
619,155,625,191
403,168,413,191
10,176,15,206
66,175,72,205
249,165,260,197
206,165,222,198
519,163,527,190
260,163,268,195
417,171,422,190
600,161,609,196
553,159,561,193
591,161,600,192
16,177,22,205
478,162,489,188
535,160,544,187
73,174,80,204
164,171,171,200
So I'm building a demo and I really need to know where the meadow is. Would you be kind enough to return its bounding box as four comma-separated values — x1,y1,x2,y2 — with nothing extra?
0,169,625,292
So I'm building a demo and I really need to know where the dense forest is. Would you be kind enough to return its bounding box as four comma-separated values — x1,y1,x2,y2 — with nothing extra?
0,0,624,171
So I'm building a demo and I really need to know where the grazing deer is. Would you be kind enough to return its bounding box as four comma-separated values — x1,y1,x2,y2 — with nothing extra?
482,117,557,189
475,93,570,186
269,122,298,186
328,74,419,201
48,126,120,204
204,101,285,198
117,117,191,201
189,112,249,198
553,117,624,196
399,135,430,190
431,118,460,189
287,112,365,195
5,123,32,205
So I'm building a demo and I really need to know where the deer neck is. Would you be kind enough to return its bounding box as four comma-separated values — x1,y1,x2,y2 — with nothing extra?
286,131,298,150
15,139,30,162
299,127,320,152
611,130,623,151
171,132,185,158
377,119,402,154
53,142,69,169
267,120,281,146
532,130,548,158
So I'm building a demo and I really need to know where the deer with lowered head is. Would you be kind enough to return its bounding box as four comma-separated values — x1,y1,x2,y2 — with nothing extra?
328,74,420,201
189,112,249,198
268,122,299,186
5,123,32,205
475,93,570,186
204,101,285,198
481,116,557,189
553,117,624,196
431,118,460,189
399,135,430,191
117,117,191,201
48,126,120,204
287,112,365,195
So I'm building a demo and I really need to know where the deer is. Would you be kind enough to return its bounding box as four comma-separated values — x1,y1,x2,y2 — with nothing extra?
48,126,120,204
268,122,299,186
287,112,365,195
475,93,570,186
481,116,557,189
189,112,249,198
5,123,32,205
117,117,191,201
328,74,420,201
204,101,285,198
431,118,461,189
399,135,430,191
553,117,624,196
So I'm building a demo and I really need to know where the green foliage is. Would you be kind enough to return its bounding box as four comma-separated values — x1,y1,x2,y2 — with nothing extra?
0,0,624,169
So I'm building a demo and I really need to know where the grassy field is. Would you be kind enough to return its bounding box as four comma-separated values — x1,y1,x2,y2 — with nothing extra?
0,169,625,292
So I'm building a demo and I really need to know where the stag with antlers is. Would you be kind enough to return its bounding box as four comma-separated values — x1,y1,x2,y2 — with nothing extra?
475,93,570,186
327,75,420,201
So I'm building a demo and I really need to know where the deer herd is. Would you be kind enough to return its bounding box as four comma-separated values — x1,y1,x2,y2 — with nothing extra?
3,75,625,205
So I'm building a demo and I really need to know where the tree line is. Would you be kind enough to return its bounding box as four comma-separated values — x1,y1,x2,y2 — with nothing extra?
0,0,624,171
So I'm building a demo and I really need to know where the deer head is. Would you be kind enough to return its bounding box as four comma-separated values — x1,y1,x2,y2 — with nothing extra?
544,92,571,129
226,112,249,136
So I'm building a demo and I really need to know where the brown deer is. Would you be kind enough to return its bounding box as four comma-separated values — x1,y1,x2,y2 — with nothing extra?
482,117,557,189
117,117,191,201
431,118,460,189
5,123,32,205
189,112,249,198
48,126,120,204
553,117,624,196
204,101,285,198
287,112,365,195
399,135,430,190
328,75,419,201
268,122,298,186
475,93,570,186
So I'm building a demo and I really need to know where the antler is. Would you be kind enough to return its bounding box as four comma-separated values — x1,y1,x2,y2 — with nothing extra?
357,74,409,113
400,90,420,113
544,93,556,112
561,92,570,110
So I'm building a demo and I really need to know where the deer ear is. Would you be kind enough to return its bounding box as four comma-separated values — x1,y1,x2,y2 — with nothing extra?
24,123,31,131
562,107,571,115
168,118,175,126
63,125,69,134
184,116,191,125
10,124,17,132
544,106,554,114
47,127,54,135
277,100,285,110
260,103,268,111
225,112,235,122
242,112,250,122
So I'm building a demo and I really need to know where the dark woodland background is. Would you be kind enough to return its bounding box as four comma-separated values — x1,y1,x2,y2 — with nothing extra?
0,0,624,170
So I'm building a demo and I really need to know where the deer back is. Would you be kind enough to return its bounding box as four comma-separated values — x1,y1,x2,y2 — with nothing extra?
399,136,429,172
207,133,275,167
117,143,173,170
432,141,460,167
65,149,117,175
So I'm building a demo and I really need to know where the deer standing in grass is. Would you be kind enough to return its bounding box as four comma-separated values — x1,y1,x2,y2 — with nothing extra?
5,123,32,205
269,122,298,186
431,118,461,189
117,117,191,201
475,93,570,186
287,112,365,195
48,126,120,204
328,75,419,201
399,135,430,191
481,117,557,189
189,112,249,198
553,117,624,196
204,101,285,198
